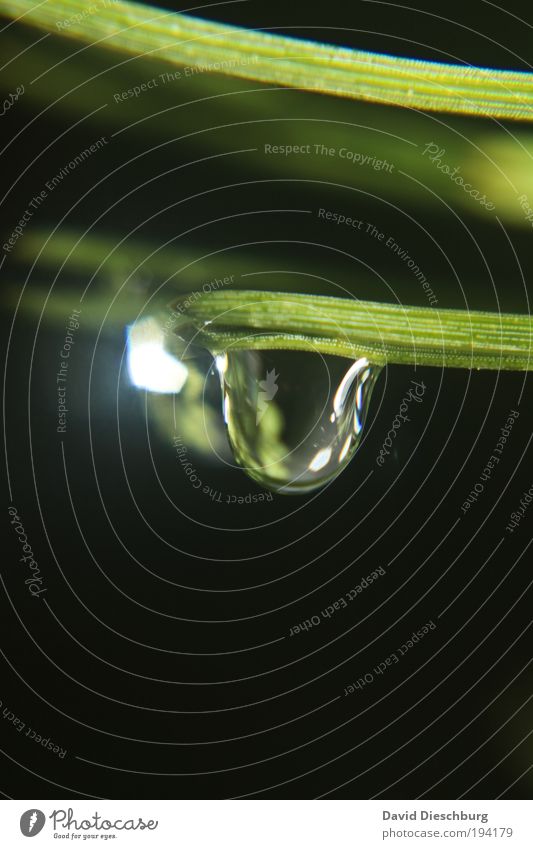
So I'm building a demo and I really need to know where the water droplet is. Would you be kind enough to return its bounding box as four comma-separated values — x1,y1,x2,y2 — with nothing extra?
216,349,381,494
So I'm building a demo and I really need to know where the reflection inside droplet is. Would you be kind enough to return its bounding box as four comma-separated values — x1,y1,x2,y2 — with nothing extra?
126,315,232,461
127,316,188,394
309,446,333,472
216,349,381,494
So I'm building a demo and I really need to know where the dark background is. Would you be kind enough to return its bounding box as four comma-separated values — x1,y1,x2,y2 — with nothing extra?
1,0,532,799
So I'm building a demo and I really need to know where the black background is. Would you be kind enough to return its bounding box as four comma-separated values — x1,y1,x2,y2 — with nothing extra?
1,0,532,799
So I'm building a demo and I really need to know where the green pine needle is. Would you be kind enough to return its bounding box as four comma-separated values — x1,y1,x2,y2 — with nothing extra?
173,290,533,371
3,0,533,121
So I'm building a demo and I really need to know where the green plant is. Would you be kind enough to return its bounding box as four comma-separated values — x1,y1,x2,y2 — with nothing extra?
174,290,533,371
4,0,533,379
3,0,533,121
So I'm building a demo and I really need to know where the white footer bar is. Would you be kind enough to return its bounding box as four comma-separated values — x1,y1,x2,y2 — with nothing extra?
1,800,532,848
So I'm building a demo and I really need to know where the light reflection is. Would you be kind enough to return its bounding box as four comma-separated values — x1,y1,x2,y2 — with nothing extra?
127,317,188,394
333,357,370,417
338,435,352,463
309,446,332,472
